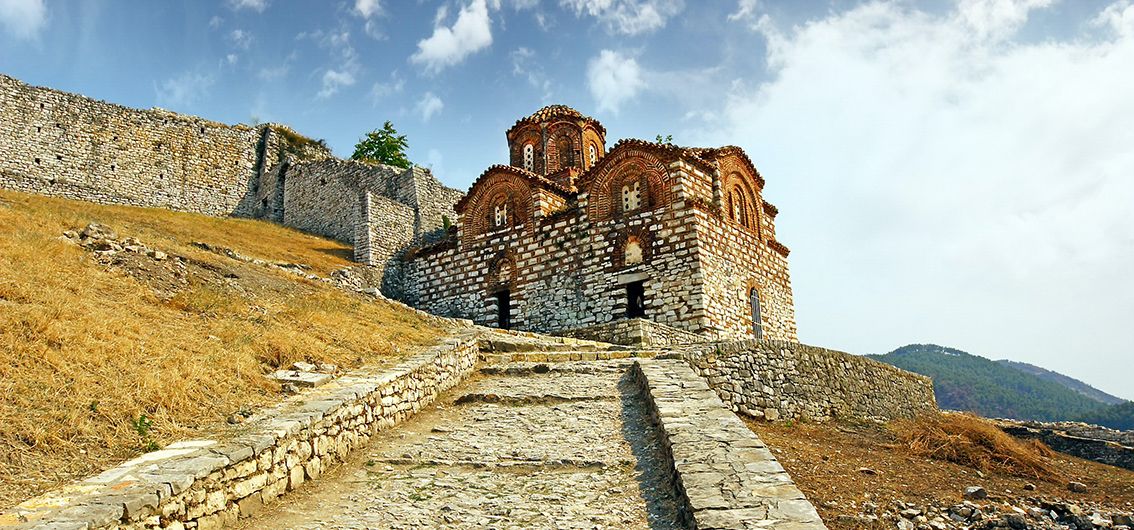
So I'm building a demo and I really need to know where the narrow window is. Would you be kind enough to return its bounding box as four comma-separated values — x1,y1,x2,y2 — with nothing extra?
523,144,534,172
557,136,573,169
750,288,763,339
621,180,641,212
495,289,512,329
588,144,597,166
626,281,646,318
494,202,508,228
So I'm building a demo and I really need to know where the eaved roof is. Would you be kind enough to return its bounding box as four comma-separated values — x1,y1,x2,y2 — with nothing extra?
506,104,606,137
454,164,574,213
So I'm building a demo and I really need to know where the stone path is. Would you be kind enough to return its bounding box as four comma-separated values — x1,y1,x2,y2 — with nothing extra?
240,359,688,529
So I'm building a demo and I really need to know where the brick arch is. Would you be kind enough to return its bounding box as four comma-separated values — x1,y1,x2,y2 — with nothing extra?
586,151,671,223
461,173,534,246
611,226,653,268
723,170,761,235
509,127,541,172
485,250,519,292
546,122,582,173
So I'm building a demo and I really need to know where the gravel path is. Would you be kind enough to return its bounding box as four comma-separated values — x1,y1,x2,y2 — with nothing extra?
240,360,688,529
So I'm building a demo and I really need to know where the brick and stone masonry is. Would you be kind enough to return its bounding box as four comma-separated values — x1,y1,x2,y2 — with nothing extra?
404,106,798,341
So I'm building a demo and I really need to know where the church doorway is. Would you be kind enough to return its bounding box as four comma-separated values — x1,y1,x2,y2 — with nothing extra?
495,289,512,330
626,281,646,318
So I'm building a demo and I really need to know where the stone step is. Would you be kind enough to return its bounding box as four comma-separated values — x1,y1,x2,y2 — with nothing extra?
479,350,661,364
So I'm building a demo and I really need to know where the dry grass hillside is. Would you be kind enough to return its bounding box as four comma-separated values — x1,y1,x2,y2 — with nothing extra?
0,190,446,508
749,414,1134,529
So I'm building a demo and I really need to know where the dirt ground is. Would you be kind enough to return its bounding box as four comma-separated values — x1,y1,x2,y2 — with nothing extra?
748,419,1134,529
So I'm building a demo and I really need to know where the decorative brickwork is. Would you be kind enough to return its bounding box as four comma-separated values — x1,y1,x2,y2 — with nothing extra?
405,105,798,342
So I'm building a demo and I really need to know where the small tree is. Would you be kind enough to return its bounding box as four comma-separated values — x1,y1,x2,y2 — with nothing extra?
655,134,674,145
351,121,411,168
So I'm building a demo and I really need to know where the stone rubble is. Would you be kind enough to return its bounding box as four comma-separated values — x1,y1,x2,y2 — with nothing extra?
834,496,1133,530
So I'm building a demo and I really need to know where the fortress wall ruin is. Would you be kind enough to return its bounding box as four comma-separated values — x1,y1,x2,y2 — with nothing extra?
0,73,459,275
0,74,297,216
681,339,938,422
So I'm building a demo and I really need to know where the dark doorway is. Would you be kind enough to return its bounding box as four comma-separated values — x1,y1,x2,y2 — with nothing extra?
626,281,646,318
495,289,512,329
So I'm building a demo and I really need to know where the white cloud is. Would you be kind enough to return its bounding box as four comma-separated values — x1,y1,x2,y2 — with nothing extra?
416,92,444,121
317,69,356,99
155,71,215,107
955,0,1054,40
1095,0,1134,38
208,15,223,29
728,0,759,23
369,71,405,105
693,0,1134,397
560,0,683,35
227,0,268,12
354,0,382,18
586,49,644,113
225,53,238,65
257,64,289,80
0,0,47,40
410,0,493,74
511,47,553,101
228,29,253,49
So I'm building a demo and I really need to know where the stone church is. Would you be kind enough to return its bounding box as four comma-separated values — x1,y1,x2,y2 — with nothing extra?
403,105,798,341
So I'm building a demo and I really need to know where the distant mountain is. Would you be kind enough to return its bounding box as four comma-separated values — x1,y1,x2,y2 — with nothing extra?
996,359,1127,406
869,344,1132,430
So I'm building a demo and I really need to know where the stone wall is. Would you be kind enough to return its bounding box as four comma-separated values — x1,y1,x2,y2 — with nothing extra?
278,159,459,263
3,337,480,530
560,318,709,348
996,420,1134,471
357,191,419,297
679,340,937,422
693,202,798,342
0,74,330,217
405,196,708,333
633,359,828,530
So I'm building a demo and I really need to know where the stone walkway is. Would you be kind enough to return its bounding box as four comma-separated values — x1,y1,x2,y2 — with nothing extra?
240,360,688,530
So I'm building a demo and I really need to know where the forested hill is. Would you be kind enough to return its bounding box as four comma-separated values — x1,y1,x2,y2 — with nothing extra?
997,359,1127,405
869,344,1132,430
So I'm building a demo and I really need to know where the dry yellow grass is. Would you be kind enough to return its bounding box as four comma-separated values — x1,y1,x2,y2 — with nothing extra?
0,190,446,508
891,412,1058,481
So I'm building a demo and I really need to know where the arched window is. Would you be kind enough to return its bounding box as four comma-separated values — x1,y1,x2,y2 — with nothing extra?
493,202,509,228
588,144,597,166
728,188,751,228
556,136,574,169
522,144,534,172
621,181,641,212
624,239,643,265
750,288,763,339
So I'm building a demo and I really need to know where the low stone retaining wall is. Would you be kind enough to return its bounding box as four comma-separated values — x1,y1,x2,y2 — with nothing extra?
2,336,480,530
561,318,708,347
632,359,827,530
996,420,1134,471
678,340,937,422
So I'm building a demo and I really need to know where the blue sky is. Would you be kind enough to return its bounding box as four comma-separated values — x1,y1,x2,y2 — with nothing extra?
3,0,1134,400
